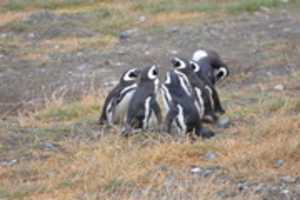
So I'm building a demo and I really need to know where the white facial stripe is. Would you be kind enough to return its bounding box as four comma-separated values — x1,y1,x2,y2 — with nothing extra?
143,97,152,129
147,65,157,80
192,50,208,61
174,58,186,69
215,67,228,81
123,68,138,82
165,72,171,84
190,61,200,72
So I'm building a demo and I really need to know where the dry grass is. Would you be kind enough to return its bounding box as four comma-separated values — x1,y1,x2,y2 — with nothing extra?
0,11,30,26
1,78,300,199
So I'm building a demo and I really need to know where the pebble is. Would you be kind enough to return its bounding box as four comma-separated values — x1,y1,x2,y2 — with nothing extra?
0,159,17,166
217,116,230,128
28,32,35,39
190,167,202,174
120,28,138,40
206,152,218,160
276,159,285,167
170,50,178,55
139,16,146,22
280,176,296,184
274,84,284,91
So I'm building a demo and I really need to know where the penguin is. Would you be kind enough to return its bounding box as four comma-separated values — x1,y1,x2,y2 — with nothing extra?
162,71,215,138
99,68,141,126
189,60,225,114
171,57,218,122
192,49,229,85
123,65,162,135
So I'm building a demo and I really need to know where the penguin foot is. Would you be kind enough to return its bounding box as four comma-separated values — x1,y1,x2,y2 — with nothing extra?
198,127,215,139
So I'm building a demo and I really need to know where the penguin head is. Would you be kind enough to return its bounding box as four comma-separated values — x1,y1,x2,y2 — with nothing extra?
120,68,141,83
140,65,159,82
193,49,230,84
171,57,193,75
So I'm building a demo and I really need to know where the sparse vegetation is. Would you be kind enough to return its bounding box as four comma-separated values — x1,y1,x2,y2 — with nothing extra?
0,0,300,199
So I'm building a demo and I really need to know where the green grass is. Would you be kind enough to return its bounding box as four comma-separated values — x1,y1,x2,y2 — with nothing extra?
134,0,219,14
228,0,289,13
4,0,95,11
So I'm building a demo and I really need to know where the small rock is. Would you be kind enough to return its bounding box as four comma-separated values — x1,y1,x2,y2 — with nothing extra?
77,52,83,57
274,84,284,91
28,32,35,39
0,159,17,166
217,190,237,199
217,116,230,128
77,64,88,71
276,159,285,167
281,189,289,194
139,16,146,22
254,183,266,193
170,27,179,33
206,152,218,160
44,142,57,150
0,54,4,59
120,31,130,39
0,33,7,38
170,50,178,55
119,28,138,40
190,167,202,174
145,51,150,55
280,176,296,183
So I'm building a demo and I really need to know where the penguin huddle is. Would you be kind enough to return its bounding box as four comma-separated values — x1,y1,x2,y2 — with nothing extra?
99,49,229,138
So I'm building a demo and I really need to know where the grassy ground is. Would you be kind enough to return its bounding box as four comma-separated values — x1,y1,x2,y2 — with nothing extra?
1,74,300,199
1,0,300,199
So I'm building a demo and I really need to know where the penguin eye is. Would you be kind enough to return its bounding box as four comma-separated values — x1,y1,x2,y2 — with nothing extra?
174,61,181,67
171,58,186,69
129,72,138,78
153,69,158,76
190,62,200,72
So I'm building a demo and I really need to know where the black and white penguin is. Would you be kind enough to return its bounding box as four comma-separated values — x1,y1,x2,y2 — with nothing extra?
123,65,162,134
171,57,218,122
192,49,229,85
162,71,215,138
99,68,141,126
189,60,225,114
